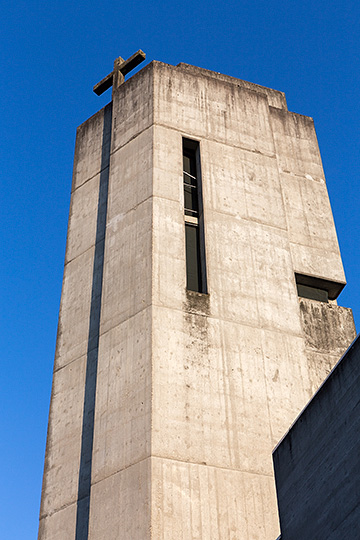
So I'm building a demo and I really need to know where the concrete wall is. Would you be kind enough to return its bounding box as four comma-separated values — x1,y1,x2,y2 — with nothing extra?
149,61,355,539
39,103,112,538
39,61,356,540
299,298,356,393
89,64,154,537
273,334,360,539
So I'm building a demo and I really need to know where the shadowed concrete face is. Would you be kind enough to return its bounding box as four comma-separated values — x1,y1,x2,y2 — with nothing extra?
273,335,360,540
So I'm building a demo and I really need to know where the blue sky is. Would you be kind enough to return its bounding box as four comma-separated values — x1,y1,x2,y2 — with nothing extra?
1,0,359,537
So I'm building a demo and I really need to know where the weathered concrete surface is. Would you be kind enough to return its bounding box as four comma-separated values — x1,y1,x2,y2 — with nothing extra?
91,308,152,482
270,107,346,283
72,105,111,192
39,61,355,539
151,456,278,539
299,298,356,393
39,103,113,538
39,356,86,520
90,68,154,539
149,62,354,538
89,458,151,539
38,502,77,540
273,335,360,540
176,63,288,110
299,298,356,353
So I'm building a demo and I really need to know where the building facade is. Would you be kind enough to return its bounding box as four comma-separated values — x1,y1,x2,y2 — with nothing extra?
273,334,360,539
38,61,356,539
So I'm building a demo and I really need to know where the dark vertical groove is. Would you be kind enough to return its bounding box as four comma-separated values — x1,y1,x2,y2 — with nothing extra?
196,143,208,294
75,103,112,540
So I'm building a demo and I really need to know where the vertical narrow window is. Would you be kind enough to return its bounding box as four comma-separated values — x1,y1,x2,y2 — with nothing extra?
183,138,207,293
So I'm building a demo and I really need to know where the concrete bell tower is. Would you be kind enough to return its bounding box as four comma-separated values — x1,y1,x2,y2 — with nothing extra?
38,54,356,539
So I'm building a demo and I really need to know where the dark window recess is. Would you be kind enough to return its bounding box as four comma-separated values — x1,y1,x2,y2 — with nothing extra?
295,273,345,301
183,138,207,293
296,283,329,303
185,224,202,292
183,151,199,217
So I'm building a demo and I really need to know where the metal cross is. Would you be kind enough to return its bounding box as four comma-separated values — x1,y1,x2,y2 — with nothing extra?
93,50,146,97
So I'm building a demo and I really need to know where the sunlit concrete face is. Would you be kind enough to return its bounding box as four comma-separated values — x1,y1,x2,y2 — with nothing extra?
38,61,356,540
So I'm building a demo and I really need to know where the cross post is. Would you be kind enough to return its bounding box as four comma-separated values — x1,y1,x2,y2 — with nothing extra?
93,50,146,97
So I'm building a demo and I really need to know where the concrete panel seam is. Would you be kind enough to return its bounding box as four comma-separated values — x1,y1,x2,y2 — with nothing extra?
106,195,153,229
53,353,86,374
153,121,277,160
152,192,289,232
90,456,152,488
71,165,109,195
54,305,154,375
152,303,304,340
280,171,326,183
99,304,152,340
64,196,153,267
208,208,289,232
110,124,153,156
39,499,77,521
64,241,99,267
290,240,341,256
151,454,275,477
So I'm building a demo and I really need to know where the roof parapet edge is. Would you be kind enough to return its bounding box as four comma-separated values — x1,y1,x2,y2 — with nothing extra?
175,62,288,110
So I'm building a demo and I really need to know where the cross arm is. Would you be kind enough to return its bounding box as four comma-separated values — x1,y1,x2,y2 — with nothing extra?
119,50,146,76
93,72,114,96
93,50,146,96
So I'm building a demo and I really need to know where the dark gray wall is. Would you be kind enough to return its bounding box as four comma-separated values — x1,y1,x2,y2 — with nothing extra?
273,334,360,539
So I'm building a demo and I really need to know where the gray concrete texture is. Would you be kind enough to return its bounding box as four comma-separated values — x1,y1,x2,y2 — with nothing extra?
273,334,360,539
38,61,356,539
